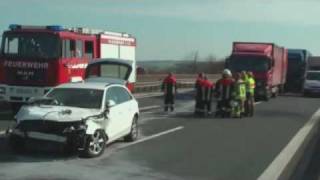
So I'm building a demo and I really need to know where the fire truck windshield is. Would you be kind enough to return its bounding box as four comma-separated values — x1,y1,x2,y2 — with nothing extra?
228,55,271,72
1,33,60,59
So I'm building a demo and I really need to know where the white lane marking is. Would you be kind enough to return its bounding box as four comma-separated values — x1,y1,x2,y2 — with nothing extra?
140,105,161,111
119,126,184,149
254,102,262,105
258,108,320,180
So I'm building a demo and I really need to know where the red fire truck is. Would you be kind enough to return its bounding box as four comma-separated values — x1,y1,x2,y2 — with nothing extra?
0,24,136,109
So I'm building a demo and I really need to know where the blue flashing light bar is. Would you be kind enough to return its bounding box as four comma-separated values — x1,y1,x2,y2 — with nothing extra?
46,25,64,31
8,24,64,31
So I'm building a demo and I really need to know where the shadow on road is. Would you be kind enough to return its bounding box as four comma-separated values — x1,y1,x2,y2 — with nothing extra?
0,136,78,163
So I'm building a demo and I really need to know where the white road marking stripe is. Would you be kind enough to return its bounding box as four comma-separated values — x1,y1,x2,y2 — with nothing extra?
119,126,184,149
254,102,262,105
140,105,160,111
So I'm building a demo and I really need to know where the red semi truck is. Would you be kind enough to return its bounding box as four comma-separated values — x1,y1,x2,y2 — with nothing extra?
226,42,288,100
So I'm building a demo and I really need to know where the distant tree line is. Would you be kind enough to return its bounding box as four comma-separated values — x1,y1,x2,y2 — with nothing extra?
143,54,226,74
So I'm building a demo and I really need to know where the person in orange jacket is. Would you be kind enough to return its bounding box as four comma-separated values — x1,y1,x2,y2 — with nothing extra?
201,76,214,116
161,72,177,112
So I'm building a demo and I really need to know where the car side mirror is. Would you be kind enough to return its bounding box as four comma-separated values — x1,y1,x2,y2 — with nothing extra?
106,100,116,108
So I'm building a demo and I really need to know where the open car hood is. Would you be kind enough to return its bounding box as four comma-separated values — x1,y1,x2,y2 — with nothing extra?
15,105,101,123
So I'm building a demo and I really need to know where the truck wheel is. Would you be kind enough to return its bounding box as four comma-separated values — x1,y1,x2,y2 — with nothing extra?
124,116,139,142
272,87,279,98
81,130,106,158
279,85,285,94
264,90,271,101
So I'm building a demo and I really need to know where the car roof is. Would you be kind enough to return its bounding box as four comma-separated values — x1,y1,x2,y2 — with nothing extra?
56,81,124,90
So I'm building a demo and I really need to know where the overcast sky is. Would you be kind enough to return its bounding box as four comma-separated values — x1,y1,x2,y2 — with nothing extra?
1,0,320,60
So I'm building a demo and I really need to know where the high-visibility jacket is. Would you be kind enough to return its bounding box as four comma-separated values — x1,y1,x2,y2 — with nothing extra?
243,74,250,93
233,80,246,100
248,77,255,95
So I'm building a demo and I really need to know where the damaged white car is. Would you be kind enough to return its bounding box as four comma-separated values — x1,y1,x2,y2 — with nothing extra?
8,82,139,157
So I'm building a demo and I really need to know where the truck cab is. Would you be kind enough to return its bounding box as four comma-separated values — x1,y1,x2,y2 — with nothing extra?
226,42,287,100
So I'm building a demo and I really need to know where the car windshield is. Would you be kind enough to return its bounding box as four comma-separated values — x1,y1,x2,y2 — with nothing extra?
1,32,60,59
46,88,104,109
306,72,320,81
228,56,270,72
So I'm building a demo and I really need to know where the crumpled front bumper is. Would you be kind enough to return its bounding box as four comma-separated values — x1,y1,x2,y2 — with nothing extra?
11,129,67,143
7,120,88,151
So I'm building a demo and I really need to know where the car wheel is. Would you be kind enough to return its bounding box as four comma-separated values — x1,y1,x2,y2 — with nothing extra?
9,135,26,153
82,130,106,158
124,116,139,142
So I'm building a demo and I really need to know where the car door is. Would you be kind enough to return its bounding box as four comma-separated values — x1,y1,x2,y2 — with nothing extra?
104,86,133,140
115,86,136,132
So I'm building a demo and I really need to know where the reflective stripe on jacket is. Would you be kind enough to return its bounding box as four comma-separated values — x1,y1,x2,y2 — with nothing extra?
248,78,255,95
233,80,246,100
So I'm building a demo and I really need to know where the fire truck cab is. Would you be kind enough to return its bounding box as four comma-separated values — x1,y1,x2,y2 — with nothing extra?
0,24,136,109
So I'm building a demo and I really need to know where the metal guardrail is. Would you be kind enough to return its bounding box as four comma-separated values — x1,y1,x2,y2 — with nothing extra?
134,81,195,93
134,74,220,93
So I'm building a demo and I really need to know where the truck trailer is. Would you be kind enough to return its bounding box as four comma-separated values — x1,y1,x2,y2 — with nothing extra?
285,49,310,92
226,42,288,100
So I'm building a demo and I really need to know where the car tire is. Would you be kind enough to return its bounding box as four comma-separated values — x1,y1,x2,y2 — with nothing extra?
124,116,139,142
81,130,106,158
9,135,26,153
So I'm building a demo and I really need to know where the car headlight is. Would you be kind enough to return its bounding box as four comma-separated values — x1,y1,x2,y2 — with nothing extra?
0,87,6,95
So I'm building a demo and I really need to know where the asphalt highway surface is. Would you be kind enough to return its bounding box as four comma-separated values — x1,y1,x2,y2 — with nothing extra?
0,91,320,180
